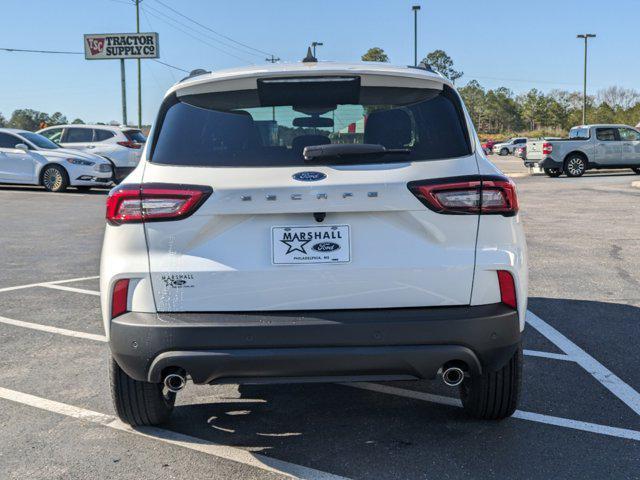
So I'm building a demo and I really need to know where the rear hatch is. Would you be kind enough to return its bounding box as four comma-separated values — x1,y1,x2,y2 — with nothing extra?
140,73,481,312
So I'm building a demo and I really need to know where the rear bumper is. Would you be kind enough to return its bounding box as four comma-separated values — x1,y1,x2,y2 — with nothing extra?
109,304,521,384
539,157,563,169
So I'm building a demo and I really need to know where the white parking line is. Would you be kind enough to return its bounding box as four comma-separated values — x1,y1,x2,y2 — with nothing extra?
346,382,640,442
41,284,100,296
523,349,574,362
0,316,106,343
0,275,99,294
526,311,640,417
0,386,348,480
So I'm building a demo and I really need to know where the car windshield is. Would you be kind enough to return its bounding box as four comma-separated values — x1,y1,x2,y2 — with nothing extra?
151,78,471,167
19,132,59,149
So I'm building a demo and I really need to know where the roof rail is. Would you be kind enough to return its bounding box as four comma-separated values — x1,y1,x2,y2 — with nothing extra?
179,69,211,82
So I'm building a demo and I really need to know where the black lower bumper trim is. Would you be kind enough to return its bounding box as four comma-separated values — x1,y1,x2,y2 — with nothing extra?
109,304,520,384
539,157,563,169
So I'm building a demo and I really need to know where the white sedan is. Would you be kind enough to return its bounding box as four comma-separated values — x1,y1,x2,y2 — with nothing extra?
0,128,113,192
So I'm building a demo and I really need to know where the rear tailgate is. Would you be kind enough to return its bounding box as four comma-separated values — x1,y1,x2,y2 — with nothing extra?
141,157,481,312
526,140,546,162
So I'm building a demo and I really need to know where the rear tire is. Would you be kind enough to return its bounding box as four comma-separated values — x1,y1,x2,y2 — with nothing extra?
632,167,640,174
544,168,562,178
500,148,509,156
564,155,587,177
41,165,69,192
460,344,522,420
110,358,176,426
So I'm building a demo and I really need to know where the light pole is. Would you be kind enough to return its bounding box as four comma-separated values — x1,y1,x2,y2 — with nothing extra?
412,5,421,66
577,33,596,124
311,41,323,58
136,0,142,128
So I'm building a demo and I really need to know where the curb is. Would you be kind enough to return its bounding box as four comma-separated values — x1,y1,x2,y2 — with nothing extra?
507,173,530,178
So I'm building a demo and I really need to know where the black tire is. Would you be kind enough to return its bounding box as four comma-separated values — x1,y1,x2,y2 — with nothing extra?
500,147,509,156
544,168,562,178
41,165,69,192
632,167,640,174
110,358,175,426
564,155,587,177
75,186,92,192
460,344,522,420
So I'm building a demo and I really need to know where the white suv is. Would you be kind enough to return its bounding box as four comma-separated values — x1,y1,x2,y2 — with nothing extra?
37,124,146,182
101,61,528,426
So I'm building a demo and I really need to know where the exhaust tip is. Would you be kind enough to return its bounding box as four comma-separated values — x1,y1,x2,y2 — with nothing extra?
164,373,186,392
442,366,465,387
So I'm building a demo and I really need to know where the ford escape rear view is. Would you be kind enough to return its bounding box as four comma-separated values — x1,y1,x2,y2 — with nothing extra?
100,60,528,426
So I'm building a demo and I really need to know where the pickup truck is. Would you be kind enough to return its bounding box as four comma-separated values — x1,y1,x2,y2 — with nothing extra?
525,124,640,177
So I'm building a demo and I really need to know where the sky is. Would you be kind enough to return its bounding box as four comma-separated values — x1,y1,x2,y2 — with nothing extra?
0,0,636,125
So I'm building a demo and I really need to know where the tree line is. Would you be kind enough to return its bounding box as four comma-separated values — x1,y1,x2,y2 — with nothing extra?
362,48,640,136
0,109,85,131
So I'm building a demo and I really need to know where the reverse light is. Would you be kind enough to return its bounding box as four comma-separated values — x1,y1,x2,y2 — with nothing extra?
408,176,519,216
497,270,517,309
111,279,130,318
117,140,142,149
542,142,553,155
106,183,212,225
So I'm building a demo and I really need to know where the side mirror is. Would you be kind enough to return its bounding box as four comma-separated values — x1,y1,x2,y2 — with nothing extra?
14,143,30,152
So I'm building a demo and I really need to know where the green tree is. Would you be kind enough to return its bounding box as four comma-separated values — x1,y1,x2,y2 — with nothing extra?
423,49,463,83
458,80,486,130
0,112,7,128
49,112,68,126
8,109,50,131
72,118,85,124
361,47,389,62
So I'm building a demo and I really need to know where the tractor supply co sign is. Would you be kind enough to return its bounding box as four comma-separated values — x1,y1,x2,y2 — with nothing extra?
84,33,159,60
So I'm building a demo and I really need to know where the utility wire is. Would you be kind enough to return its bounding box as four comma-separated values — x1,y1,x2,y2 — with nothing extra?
0,47,82,55
152,0,275,57
152,59,189,73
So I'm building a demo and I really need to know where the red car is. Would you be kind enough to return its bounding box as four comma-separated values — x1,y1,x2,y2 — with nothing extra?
481,140,497,155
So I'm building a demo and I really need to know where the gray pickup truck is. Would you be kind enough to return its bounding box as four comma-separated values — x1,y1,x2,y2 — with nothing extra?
525,124,640,177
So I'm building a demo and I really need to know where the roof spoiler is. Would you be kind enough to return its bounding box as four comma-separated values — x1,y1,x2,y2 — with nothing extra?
179,69,211,83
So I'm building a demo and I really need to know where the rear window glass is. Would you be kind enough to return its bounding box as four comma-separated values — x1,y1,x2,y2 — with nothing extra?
569,128,590,139
65,128,93,143
124,130,147,143
151,82,471,167
94,129,115,141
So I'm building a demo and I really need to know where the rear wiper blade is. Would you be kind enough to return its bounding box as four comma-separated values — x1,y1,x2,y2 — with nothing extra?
303,143,410,163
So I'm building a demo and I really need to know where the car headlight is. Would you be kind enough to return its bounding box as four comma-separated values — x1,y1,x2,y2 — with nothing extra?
66,158,94,166
96,163,112,173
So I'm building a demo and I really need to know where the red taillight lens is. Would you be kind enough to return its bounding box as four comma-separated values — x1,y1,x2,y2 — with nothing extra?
106,183,212,225
542,142,553,155
408,176,519,216
117,140,142,149
497,270,517,309
112,279,130,318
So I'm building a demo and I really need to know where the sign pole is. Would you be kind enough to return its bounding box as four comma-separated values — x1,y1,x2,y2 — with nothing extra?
120,59,128,126
136,0,142,129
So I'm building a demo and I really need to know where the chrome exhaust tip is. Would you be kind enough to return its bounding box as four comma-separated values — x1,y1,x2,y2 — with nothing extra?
164,373,186,392
441,367,465,387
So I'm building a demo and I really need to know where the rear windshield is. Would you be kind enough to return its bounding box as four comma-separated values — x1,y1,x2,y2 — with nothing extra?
569,127,590,140
124,130,147,143
151,80,471,167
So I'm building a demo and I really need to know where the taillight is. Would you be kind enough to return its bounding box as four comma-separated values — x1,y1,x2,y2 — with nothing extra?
106,183,212,225
111,279,130,318
542,142,553,155
407,176,519,216
117,140,142,149
497,270,517,309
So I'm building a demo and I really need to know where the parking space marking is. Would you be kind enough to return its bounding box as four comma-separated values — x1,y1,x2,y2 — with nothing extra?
523,349,574,361
41,284,100,296
526,311,640,417
0,315,107,342
346,382,640,442
0,386,349,480
0,275,99,294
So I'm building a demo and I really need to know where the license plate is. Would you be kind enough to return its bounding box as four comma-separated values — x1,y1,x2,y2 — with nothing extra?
272,225,350,265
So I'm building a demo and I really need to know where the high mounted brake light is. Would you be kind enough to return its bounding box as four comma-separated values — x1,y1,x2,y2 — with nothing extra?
407,176,519,216
106,183,212,225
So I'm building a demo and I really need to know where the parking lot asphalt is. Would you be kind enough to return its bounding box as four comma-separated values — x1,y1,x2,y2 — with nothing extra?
1,162,639,480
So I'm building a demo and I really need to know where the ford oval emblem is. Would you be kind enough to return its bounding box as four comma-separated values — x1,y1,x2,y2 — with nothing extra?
312,242,340,252
292,171,326,182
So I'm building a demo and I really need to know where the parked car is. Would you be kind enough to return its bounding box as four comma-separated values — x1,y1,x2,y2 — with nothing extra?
526,125,640,177
0,128,112,192
492,137,527,156
481,140,497,155
514,145,526,160
37,124,146,182
102,61,527,426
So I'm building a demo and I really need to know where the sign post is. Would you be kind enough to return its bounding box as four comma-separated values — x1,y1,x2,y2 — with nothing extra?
84,32,159,127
